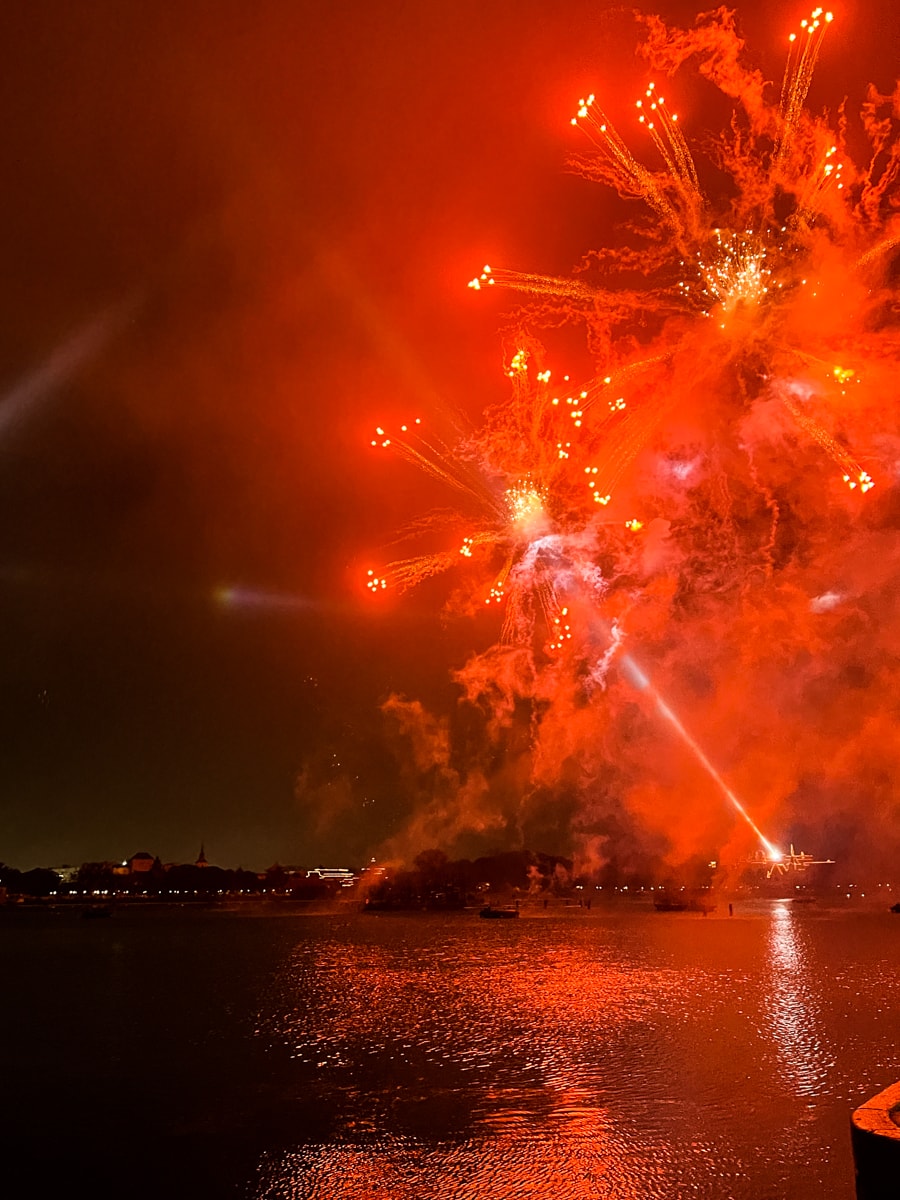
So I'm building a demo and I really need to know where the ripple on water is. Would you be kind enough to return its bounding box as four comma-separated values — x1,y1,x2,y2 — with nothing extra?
251,1132,760,1200
246,910,899,1199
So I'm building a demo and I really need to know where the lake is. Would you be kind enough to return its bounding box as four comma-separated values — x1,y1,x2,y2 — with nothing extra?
2,898,897,1197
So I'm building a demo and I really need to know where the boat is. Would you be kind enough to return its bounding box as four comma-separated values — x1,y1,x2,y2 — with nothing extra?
479,905,518,919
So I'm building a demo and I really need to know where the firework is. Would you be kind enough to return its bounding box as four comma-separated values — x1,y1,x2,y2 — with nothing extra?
364,9,900,877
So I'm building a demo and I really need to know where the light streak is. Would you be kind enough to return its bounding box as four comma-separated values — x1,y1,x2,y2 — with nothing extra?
215,586,314,612
620,653,779,856
0,299,139,440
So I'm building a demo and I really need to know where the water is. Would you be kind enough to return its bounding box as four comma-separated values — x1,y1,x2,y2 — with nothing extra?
2,899,898,1198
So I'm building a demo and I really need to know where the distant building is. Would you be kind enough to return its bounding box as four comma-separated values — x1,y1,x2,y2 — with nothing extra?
195,844,208,868
129,852,156,875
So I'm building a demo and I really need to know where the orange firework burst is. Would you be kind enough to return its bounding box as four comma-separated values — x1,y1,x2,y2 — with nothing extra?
363,8,900,874
365,348,614,651
369,7,898,628
368,8,898,648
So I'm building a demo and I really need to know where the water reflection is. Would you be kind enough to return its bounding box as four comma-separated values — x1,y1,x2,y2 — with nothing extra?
242,907,900,1197
763,905,834,1097
251,920,752,1198
254,1132,650,1200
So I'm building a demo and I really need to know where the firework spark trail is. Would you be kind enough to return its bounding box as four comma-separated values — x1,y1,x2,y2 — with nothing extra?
371,418,503,512
777,390,873,492
619,653,780,857
570,92,698,239
468,265,597,304
577,353,674,417
638,82,701,196
777,8,834,166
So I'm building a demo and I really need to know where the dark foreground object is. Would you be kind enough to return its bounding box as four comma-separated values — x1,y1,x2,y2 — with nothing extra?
479,906,518,918
653,892,716,914
851,1080,900,1198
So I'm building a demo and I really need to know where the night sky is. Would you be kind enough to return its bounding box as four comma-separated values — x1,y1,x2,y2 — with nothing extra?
0,1,897,870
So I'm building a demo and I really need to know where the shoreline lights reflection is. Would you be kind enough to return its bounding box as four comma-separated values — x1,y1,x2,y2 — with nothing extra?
765,905,834,1098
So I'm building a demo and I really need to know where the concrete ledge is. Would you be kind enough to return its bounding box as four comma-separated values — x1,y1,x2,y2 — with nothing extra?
851,1081,900,1198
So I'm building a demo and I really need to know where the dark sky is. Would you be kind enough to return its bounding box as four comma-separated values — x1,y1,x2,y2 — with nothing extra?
0,1,896,869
